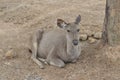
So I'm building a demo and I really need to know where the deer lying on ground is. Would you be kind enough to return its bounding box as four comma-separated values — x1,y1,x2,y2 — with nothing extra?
31,15,81,69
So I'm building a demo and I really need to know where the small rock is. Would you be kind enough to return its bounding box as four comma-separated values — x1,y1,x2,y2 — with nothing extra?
0,49,3,52
88,37,97,44
4,62,12,66
93,32,102,39
25,75,43,80
86,31,94,37
5,48,17,59
80,34,88,41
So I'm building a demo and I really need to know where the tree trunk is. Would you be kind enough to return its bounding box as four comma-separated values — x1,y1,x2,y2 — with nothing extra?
102,0,120,46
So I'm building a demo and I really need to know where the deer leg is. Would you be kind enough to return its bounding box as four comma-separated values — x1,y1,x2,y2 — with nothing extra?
38,57,48,65
48,58,65,68
72,59,77,63
31,29,44,69
46,47,65,68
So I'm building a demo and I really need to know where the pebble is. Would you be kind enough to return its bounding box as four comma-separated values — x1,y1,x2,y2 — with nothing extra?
88,37,97,44
0,49,3,52
4,62,12,66
25,75,44,80
86,31,94,37
80,34,88,41
93,32,102,39
5,48,17,59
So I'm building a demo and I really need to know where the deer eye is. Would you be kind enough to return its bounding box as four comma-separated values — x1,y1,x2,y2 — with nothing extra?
77,29,80,32
67,30,70,32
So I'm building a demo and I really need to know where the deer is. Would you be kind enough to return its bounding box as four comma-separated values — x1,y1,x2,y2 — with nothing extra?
31,15,81,69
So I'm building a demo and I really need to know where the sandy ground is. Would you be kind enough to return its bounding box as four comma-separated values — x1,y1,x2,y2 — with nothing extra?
0,0,120,80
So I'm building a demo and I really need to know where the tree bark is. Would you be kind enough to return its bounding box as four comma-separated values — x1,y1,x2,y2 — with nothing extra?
102,0,120,46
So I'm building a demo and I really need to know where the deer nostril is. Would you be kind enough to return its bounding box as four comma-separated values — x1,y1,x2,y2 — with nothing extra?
73,40,78,46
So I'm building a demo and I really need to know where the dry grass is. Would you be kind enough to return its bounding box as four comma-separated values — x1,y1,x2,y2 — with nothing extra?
0,0,120,80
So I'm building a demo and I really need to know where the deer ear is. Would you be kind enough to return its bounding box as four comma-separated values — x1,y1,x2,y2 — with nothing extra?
57,19,67,28
75,15,81,24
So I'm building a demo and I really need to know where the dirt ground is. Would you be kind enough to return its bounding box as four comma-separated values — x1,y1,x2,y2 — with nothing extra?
0,0,120,80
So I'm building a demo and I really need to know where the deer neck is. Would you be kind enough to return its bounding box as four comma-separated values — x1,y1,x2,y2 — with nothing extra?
66,38,79,55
